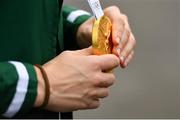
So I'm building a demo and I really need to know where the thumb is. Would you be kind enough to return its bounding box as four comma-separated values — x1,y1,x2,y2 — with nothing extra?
75,46,93,56
97,54,119,71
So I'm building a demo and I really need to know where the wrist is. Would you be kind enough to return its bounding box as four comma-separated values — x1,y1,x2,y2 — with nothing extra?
34,66,45,107
76,17,94,48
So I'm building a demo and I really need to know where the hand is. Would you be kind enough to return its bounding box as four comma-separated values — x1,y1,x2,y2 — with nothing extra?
34,47,119,112
104,6,136,68
77,6,136,68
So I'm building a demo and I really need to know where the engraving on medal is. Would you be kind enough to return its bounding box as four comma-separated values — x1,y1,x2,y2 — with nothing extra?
87,0,113,55
92,16,113,55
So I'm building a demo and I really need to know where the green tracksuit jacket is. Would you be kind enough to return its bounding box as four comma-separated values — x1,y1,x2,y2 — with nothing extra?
0,0,91,119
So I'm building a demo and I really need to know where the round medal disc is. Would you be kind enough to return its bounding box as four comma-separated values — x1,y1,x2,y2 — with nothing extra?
92,16,113,55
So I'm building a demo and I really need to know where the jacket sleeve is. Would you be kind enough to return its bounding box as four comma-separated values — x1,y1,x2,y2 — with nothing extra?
62,5,92,50
0,61,37,118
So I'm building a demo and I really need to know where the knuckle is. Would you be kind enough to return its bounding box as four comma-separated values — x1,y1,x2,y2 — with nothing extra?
81,100,95,109
103,89,109,97
91,60,101,70
130,35,136,47
107,73,115,82
118,17,126,27
131,51,135,56
63,50,71,54
128,53,133,61
105,91,109,98
99,77,109,85
122,14,128,21
62,50,72,56
109,76,116,86
94,103,100,109
127,30,131,39
108,5,120,12
89,90,98,98
117,30,125,38
93,74,103,85
132,34,136,41
83,100,100,109
93,73,116,87
90,101,100,109
100,79,107,86
111,6,120,11
81,102,89,109
111,74,116,83
111,55,119,63
94,79,102,87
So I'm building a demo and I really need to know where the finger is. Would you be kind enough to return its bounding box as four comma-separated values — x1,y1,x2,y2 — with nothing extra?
112,18,125,46
88,99,100,109
113,13,131,56
104,6,125,51
112,28,130,57
75,46,93,55
122,51,134,68
120,28,131,51
111,14,126,56
122,14,131,32
96,54,119,71
81,98,100,110
120,33,136,66
95,73,116,87
93,88,109,99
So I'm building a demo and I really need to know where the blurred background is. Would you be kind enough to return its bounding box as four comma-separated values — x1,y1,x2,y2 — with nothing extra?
64,0,180,119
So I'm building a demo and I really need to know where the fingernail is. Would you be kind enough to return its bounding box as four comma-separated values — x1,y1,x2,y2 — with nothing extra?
120,56,125,63
124,60,128,67
119,43,123,50
116,48,121,56
116,37,120,44
118,36,123,49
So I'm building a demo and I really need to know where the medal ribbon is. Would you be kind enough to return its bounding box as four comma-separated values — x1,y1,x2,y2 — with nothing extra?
87,0,104,19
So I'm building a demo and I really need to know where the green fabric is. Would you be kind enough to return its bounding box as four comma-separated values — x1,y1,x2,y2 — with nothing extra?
0,62,18,114
0,0,60,64
0,0,91,118
14,63,37,118
62,6,91,50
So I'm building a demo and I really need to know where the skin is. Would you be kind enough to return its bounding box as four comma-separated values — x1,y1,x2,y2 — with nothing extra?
35,48,119,111
34,6,136,112
77,6,136,68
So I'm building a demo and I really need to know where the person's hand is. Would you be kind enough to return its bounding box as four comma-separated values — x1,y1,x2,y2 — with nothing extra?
77,6,136,68
34,47,119,112
104,6,136,68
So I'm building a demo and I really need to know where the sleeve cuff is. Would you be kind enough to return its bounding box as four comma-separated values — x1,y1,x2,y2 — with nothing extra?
62,6,92,49
1,61,37,118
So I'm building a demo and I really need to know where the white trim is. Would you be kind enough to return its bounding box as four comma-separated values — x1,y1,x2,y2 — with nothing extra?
67,10,90,23
59,112,61,119
3,61,29,118
87,0,104,19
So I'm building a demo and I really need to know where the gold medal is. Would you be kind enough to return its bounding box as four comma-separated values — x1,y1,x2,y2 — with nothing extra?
87,0,114,72
92,16,113,55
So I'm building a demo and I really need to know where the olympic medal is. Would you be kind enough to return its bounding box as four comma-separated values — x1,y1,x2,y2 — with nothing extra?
92,16,113,55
